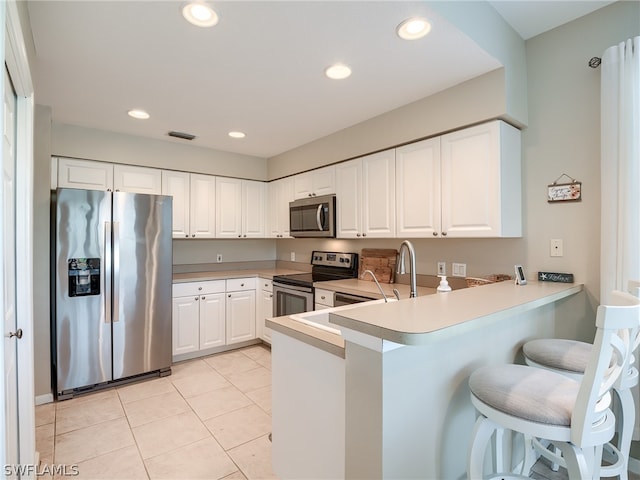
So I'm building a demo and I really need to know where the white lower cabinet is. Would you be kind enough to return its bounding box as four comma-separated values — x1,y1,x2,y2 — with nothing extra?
226,278,257,345
257,278,274,343
172,280,226,356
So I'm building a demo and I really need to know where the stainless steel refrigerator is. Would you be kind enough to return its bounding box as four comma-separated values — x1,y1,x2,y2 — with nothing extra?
52,188,172,399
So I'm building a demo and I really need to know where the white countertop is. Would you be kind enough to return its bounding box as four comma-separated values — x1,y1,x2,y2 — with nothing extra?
329,280,582,345
173,268,305,283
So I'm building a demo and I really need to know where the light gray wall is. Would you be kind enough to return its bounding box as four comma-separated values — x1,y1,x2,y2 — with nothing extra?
267,68,507,179
523,0,638,309
52,123,268,181
34,106,52,399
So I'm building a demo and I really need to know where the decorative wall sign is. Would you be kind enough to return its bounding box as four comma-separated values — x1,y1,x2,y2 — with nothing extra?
538,272,574,283
548,174,581,203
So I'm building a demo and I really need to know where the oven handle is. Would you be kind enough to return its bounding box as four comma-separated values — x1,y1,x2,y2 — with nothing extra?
273,281,314,294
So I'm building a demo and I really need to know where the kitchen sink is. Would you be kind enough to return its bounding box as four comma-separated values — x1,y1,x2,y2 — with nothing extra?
289,298,396,335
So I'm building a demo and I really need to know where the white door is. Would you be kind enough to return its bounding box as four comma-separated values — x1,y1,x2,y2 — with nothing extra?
215,177,242,238
172,296,200,356
361,150,396,238
395,138,441,238
161,170,191,238
226,291,256,344
2,66,18,478
242,180,265,238
190,174,216,238
335,159,361,238
199,292,226,349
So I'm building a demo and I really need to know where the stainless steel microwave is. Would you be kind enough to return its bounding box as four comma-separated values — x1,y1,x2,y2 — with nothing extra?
289,194,336,238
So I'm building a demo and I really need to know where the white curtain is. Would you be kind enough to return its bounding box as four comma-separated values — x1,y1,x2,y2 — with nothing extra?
600,36,640,302
600,36,640,438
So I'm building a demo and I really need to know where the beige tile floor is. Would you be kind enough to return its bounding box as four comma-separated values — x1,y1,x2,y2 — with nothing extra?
35,344,274,480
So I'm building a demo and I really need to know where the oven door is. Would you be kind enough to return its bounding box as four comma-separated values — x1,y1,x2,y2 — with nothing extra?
273,282,314,317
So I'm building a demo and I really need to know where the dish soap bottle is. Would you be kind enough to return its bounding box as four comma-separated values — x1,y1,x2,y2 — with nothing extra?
437,275,452,293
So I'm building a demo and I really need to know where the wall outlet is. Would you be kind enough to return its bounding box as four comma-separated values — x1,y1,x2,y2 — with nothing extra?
437,262,446,276
550,238,563,257
216,253,223,263
290,251,296,261
452,263,467,277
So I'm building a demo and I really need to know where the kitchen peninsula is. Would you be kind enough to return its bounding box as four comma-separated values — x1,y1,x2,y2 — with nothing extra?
268,280,584,479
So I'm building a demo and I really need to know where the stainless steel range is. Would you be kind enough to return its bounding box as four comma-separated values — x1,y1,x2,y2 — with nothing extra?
272,251,359,317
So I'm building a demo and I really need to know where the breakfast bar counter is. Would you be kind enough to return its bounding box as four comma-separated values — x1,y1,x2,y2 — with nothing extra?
269,280,586,480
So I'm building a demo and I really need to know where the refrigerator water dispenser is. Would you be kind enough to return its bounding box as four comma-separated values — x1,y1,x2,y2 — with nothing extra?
68,258,100,296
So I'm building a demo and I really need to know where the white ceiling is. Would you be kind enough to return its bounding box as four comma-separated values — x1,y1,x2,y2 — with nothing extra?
27,1,613,159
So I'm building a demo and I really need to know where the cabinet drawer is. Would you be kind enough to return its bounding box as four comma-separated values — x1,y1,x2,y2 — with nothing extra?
315,288,335,307
173,280,225,297
226,277,256,292
259,278,273,292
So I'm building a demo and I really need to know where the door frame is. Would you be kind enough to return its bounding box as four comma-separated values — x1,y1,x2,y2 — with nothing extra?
2,0,36,474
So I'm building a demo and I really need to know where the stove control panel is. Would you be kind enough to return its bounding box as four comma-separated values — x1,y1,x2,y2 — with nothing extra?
311,251,357,269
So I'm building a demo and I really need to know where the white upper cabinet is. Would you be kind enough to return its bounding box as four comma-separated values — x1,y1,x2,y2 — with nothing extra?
440,120,521,238
293,165,335,199
396,121,521,238
57,158,162,194
267,177,294,238
216,177,266,238
190,174,217,238
242,180,266,238
336,150,396,238
395,138,441,238
162,171,190,238
162,171,216,239
113,164,162,194
57,158,114,191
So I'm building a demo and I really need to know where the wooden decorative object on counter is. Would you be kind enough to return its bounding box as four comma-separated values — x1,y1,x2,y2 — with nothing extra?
359,249,398,284
465,274,513,288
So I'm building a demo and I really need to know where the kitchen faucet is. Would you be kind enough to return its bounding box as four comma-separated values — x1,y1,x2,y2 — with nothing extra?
361,269,388,303
396,240,418,298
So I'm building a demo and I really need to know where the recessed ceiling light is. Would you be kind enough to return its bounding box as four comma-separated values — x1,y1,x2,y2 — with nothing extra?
325,64,352,80
396,17,431,40
228,131,246,139
182,1,218,28
127,109,150,120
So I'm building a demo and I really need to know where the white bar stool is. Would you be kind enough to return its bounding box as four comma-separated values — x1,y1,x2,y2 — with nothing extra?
522,280,640,479
467,290,640,480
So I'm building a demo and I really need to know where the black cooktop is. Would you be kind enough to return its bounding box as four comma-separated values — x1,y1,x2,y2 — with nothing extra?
272,251,359,287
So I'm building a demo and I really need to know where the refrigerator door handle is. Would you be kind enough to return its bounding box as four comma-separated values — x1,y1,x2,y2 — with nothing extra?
104,221,112,323
112,221,120,323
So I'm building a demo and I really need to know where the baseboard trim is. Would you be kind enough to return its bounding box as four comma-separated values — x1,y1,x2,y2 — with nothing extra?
35,393,54,405
629,455,640,475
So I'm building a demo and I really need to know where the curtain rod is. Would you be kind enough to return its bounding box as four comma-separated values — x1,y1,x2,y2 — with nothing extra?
589,57,601,68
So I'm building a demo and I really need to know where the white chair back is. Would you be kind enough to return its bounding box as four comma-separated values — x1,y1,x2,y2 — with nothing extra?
571,291,640,447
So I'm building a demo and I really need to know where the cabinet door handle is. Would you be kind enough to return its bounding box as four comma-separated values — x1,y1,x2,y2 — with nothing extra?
192,234,195,238
240,283,245,287
201,296,205,300
185,234,189,238
198,287,202,290
269,294,273,298
362,233,367,237
442,232,447,236
228,294,232,298
321,295,325,300
195,297,199,301
356,233,361,237
432,232,438,237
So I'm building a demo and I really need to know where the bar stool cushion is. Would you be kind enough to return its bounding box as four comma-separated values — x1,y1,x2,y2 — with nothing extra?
469,364,580,426
523,339,591,373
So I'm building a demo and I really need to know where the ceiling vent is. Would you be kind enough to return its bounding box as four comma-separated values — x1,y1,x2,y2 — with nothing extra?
168,131,196,141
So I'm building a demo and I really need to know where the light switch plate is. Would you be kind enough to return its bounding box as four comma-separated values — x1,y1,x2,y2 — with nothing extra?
452,263,466,277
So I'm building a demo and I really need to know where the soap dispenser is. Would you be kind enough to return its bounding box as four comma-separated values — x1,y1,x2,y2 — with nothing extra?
437,275,452,293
